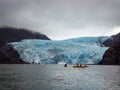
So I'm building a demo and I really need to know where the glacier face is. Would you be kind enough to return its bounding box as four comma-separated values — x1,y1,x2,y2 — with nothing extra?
10,37,109,64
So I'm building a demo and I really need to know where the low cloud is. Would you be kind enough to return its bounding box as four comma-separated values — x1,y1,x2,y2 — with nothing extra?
0,0,120,40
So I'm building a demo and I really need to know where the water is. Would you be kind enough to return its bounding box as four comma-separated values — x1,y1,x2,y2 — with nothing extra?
0,65,120,90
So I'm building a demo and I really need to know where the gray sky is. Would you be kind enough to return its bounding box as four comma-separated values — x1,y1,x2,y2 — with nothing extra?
0,0,120,40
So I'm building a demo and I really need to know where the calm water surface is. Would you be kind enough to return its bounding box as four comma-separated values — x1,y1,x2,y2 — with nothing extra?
0,65,120,90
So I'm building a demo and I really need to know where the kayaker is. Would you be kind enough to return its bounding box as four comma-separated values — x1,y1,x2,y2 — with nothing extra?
80,64,82,67
77,64,78,67
64,63,67,67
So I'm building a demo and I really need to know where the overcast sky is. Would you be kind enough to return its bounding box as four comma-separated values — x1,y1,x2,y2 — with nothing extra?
0,0,120,40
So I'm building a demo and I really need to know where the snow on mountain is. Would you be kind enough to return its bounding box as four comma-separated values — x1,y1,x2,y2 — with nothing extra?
10,36,109,64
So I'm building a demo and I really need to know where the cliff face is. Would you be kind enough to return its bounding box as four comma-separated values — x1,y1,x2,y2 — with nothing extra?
0,44,27,64
0,27,50,64
99,34,120,65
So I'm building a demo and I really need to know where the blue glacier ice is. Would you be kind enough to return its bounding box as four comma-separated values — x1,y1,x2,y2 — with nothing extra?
10,36,109,64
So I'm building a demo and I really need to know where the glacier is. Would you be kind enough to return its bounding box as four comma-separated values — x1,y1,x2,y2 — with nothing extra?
10,36,109,64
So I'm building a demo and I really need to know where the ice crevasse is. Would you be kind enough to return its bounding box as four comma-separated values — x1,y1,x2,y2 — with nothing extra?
10,37,109,64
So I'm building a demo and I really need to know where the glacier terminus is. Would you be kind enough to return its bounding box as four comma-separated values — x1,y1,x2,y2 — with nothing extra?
10,37,109,64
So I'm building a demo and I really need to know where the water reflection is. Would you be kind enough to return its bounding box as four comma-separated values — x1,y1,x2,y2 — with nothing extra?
0,65,120,90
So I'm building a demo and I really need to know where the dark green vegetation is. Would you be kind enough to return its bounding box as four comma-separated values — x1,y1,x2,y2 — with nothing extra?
0,27,50,64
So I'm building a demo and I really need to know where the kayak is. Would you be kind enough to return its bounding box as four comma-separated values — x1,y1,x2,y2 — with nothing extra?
73,65,88,68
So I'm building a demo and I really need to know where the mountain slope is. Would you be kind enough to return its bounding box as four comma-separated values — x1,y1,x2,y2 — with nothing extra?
99,35,120,65
103,32,120,47
0,27,50,64
0,44,27,64
0,27,50,46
